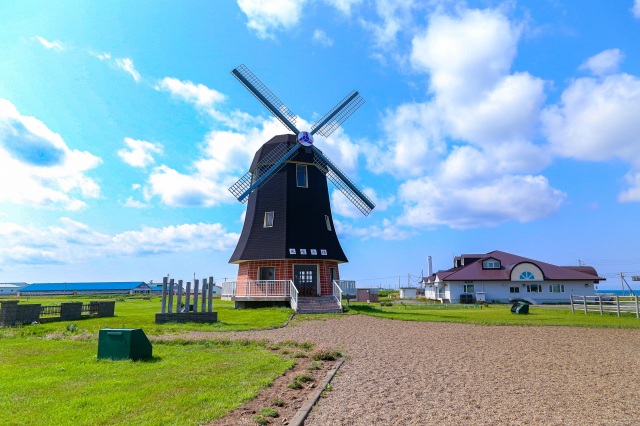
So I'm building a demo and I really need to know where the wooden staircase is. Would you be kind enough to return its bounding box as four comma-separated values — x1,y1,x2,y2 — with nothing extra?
296,296,343,314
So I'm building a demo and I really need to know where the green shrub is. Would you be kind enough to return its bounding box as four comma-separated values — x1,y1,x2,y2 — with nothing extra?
271,398,285,407
259,407,279,418
312,349,341,361
252,414,268,425
295,374,314,383
287,380,302,389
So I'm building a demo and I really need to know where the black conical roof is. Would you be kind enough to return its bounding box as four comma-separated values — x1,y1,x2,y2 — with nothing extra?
229,134,347,264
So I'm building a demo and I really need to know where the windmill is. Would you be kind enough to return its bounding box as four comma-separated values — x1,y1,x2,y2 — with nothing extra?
227,64,374,307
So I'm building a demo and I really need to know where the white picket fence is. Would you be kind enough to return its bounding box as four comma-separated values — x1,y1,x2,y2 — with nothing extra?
570,295,640,318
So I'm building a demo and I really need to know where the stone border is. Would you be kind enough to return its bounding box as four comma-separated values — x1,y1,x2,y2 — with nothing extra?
288,356,346,426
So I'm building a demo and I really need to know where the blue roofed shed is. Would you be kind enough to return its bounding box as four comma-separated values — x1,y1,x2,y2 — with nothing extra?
19,282,151,296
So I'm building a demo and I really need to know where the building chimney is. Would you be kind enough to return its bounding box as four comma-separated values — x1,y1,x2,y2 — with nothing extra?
428,256,433,277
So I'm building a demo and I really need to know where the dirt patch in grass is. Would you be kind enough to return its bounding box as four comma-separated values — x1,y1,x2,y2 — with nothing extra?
206,347,337,426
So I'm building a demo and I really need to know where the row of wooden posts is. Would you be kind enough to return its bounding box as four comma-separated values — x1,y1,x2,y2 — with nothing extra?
160,276,215,314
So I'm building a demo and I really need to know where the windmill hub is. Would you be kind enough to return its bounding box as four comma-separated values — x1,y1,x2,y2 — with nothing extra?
297,131,314,146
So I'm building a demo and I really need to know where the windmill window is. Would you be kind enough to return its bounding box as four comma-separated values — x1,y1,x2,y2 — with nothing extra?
325,215,332,231
296,164,308,188
258,267,275,281
264,211,274,228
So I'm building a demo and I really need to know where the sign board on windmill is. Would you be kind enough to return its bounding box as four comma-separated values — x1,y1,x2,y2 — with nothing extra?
632,276,640,281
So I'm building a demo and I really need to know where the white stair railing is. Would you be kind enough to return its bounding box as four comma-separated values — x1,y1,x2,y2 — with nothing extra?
289,280,299,312
332,280,343,308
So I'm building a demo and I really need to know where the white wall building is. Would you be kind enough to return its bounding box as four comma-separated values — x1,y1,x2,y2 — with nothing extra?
423,251,603,304
0,283,26,296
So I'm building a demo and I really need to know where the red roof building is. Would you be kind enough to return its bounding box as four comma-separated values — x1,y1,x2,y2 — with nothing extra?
423,250,604,304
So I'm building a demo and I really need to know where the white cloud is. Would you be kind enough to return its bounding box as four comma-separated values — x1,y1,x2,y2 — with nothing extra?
0,99,101,210
331,187,394,218
618,172,640,202
359,0,418,49
0,217,239,265
92,52,141,82
33,36,65,51
542,73,640,166
579,49,624,76
398,174,565,230
237,0,306,39
335,218,413,240
114,57,141,82
118,138,163,168
633,0,640,19
324,0,362,15
313,29,333,47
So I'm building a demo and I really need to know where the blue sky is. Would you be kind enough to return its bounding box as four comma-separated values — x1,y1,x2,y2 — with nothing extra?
2,0,640,289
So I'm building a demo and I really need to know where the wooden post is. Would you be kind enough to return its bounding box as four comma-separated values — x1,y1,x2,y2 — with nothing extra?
168,279,175,314
193,279,199,313
185,282,191,313
598,296,603,316
161,277,168,314
177,280,183,313
616,295,620,317
635,295,639,319
208,276,214,313
570,294,574,314
201,278,207,313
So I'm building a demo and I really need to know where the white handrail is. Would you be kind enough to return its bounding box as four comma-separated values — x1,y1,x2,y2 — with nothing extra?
332,280,343,308
289,280,298,312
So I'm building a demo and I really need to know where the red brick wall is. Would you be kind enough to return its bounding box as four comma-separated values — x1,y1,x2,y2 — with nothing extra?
235,260,341,296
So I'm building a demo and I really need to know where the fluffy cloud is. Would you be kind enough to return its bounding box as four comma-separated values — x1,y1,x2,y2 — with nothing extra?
335,218,413,240
398,174,565,229
359,0,418,49
0,217,239,265
118,138,163,168
324,0,362,15
579,49,624,76
633,0,640,19
542,74,640,165
237,0,307,39
0,99,101,210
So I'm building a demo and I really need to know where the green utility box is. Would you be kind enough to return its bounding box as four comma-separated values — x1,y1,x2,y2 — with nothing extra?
510,301,530,315
98,328,152,361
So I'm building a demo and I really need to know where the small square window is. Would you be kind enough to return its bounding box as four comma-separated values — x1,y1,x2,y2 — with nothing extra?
310,249,317,255
258,267,275,281
289,248,296,254
463,284,474,293
300,249,307,255
320,249,327,255
264,211,274,228
296,164,308,188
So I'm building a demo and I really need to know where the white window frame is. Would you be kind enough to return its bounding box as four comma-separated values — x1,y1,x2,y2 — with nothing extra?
264,211,274,228
526,284,542,293
258,266,275,281
549,284,565,293
509,286,520,294
325,215,332,231
296,164,308,188
483,259,500,269
463,284,474,293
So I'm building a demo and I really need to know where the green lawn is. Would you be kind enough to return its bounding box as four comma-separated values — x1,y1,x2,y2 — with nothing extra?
1,296,292,338
0,296,296,425
0,338,294,425
346,302,640,328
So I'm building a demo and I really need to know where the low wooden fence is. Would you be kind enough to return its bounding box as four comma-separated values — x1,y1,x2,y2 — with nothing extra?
570,295,640,318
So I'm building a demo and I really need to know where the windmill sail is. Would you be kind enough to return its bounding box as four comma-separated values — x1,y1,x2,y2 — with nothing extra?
311,146,375,216
231,64,300,134
229,143,300,203
311,91,365,138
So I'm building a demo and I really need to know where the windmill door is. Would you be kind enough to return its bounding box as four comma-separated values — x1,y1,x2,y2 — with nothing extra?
294,265,318,297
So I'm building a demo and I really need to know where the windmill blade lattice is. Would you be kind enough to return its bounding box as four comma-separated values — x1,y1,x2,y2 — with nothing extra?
311,147,375,216
231,64,299,134
229,143,300,203
311,91,365,138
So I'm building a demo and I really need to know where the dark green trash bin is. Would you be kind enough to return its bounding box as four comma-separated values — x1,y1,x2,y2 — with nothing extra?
98,328,152,360
510,301,529,314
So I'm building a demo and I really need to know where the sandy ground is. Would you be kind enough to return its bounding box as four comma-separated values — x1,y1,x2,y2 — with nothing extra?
176,315,640,425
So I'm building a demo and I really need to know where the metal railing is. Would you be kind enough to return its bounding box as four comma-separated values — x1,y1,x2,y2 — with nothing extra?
40,304,61,316
571,295,640,318
221,280,291,297
332,280,343,308
334,280,356,297
290,281,299,312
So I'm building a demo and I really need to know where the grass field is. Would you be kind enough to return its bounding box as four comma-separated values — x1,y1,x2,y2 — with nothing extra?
0,296,295,425
346,302,640,328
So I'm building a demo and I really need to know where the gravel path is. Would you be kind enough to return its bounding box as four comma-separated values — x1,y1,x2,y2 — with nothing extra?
178,315,640,425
